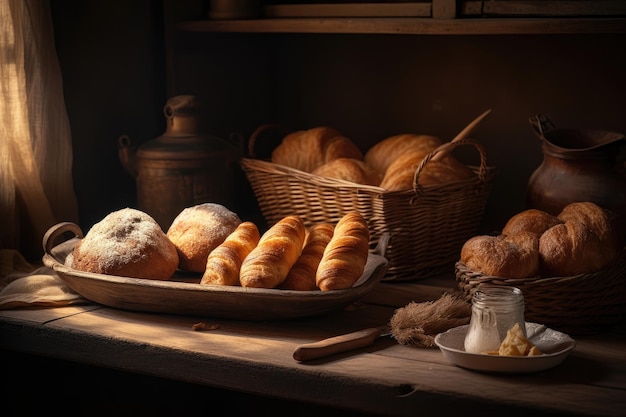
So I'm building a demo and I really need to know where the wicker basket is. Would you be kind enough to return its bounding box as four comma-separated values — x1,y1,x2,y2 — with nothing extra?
240,131,497,281
456,249,626,335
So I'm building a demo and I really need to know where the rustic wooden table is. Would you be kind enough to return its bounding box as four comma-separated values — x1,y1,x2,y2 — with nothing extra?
1,277,624,417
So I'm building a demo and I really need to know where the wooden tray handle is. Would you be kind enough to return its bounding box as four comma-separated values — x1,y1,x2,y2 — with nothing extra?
42,222,83,258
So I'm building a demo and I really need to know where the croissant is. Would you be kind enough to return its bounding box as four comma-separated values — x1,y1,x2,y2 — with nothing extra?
380,150,474,191
378,149,431,190
240,215,306,289
311,158,382,186
271,126,363,173
200,221,260,286
316,212,370,291
280,223,335,291
364,133,442,175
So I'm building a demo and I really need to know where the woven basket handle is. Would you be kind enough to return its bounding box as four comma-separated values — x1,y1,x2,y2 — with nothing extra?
412,139,489,191
247,123,292,157
432,108,491,162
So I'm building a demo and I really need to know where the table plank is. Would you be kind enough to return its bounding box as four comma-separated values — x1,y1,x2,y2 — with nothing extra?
0,304,100,323
2,301,625,417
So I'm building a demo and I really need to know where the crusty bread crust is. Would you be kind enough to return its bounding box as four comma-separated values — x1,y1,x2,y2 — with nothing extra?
71,208,179,280
271,126,362,173
167,203,241,273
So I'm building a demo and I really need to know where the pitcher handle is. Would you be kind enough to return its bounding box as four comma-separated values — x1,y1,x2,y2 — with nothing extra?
529,113,557,140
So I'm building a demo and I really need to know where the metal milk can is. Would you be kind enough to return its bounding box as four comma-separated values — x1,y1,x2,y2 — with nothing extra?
118,95,241,230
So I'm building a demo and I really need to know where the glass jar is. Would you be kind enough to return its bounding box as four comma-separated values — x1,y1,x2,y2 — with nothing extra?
463,286,526,354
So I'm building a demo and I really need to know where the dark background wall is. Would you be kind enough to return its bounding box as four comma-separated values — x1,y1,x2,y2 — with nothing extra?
169,30,626,234
51,0,168,230
51,1,626,236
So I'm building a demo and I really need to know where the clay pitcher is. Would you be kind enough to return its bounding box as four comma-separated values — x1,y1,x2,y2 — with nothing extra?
119,95,241,230
527,114,626,240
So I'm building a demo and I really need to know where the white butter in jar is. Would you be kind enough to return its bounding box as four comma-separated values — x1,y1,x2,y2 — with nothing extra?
463,286,526,354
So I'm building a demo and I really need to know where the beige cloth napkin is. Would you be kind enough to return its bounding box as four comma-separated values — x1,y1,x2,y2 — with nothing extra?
0,249,87,309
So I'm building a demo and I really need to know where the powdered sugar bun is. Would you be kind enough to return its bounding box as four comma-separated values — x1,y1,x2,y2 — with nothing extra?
70,207,179,280
167,203,242,273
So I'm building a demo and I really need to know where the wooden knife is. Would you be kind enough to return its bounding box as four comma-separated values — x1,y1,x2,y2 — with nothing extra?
293,327,391,362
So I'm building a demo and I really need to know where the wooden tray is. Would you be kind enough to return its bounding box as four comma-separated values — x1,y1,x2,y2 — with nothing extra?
42,222,389,321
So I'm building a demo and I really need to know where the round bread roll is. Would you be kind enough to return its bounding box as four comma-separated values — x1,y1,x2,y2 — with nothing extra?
539,220,609,277
70,208,179,280
312,158,382,186
557,201,620,262
460,232,539,279
167,203,242,273
502,209,563,237
364,133,442,175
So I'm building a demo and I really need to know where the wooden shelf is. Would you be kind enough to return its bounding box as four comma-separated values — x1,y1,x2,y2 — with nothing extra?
178,17,626,35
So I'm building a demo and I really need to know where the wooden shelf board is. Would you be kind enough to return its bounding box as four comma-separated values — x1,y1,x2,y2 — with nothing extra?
178,17,626,35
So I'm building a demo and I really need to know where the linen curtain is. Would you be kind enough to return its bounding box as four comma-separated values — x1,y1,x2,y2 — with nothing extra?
0,0,79,261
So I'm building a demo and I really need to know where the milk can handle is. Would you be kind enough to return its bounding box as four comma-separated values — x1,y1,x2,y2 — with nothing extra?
164,95,202,118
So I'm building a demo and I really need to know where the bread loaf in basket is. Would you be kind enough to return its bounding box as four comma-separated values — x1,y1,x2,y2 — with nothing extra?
241,124,497,281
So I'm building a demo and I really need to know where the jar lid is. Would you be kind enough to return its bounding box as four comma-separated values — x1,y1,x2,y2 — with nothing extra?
472,285,525,309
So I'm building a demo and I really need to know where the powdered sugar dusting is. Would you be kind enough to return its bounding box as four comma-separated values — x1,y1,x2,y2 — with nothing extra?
165,203,242,272
168,203,241,243
76,208,168,271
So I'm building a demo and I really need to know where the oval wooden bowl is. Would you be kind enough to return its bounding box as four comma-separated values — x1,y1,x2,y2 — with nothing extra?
42,222,389,321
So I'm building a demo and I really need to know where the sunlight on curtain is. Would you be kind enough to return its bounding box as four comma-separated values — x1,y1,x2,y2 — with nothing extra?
0,0,79,261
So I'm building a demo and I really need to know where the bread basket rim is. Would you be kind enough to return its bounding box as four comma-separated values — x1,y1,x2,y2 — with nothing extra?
244,123,496,195
455,247,626,284
240,155,496,198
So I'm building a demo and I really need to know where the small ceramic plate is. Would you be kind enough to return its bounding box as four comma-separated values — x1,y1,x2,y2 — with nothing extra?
434,322,576,373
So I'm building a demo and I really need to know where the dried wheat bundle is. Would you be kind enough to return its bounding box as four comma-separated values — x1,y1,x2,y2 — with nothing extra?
390,292,471,348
